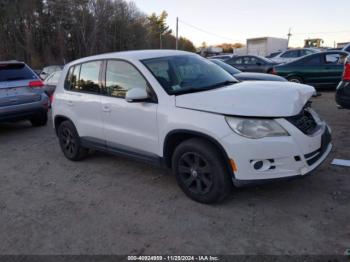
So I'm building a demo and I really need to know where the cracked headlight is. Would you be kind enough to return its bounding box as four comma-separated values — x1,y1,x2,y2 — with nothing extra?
225,117,290,139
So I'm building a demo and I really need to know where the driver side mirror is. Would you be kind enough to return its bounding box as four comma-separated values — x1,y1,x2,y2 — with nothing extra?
125,88,149,103
256,62,262,66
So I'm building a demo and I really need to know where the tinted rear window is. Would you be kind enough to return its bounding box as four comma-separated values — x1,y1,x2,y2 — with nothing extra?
0,64,37,82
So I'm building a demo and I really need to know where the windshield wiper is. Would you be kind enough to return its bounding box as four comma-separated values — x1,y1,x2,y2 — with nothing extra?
202,80,237,89
174,80,237,96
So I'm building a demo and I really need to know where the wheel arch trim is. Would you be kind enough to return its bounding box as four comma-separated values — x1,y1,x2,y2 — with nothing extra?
163,129,235,178
54,115,75,135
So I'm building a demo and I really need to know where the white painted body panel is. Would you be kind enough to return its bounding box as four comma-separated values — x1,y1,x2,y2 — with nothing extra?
52,50,331,182
101,96,159,155
175,81,315,117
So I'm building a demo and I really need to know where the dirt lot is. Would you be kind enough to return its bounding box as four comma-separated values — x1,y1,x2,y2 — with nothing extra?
0,91,349,255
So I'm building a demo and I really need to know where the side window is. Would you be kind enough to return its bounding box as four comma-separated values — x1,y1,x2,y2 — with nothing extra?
248,57,258,64
299,50,307,56
325,54,341,64
303,55,322,65
281,51,299,58
71,65,80,90
64,65,79,90
106,60,148,98
327,54,339,64
230,58,242,65
305,50,314,55
281,51,292,58
78,61,101,94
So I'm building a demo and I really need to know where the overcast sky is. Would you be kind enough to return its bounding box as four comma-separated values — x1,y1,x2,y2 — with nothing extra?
128,0,350,48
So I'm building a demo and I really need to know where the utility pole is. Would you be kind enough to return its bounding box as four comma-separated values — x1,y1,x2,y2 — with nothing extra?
176,17,179,50
160,32,162,49
287,28,292,48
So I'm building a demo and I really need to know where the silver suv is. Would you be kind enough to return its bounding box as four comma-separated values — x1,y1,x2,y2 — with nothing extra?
0,61,49,126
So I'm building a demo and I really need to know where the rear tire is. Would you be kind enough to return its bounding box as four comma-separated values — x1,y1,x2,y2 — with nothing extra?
288,76,303,84
172,138,233,204
30,111,48,127
57,120,89,161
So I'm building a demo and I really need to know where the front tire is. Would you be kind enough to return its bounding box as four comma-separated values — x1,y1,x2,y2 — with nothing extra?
288,76,303,84
172,138,233,204
57,120,89,161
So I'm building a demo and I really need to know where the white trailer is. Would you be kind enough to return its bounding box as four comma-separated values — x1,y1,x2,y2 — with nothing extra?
246,37,288,57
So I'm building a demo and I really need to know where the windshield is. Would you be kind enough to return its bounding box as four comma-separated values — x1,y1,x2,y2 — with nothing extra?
210,59,241,75
142,55,238,95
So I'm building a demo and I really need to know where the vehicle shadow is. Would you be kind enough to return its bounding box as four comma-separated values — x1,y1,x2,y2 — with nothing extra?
0,121,34,135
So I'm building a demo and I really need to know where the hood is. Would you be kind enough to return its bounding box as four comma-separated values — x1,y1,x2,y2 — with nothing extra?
234,72,287,82
175,81,316,117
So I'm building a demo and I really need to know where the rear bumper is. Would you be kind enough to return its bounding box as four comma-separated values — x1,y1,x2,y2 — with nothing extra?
336,81,350,109
0,94,49,122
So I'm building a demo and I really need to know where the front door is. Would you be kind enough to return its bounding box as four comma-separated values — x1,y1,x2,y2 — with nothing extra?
101,60,159,160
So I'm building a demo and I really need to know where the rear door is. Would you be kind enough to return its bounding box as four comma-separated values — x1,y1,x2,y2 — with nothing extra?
0,63,41,107
63,61,105,142
296,54,324,85
321,53,346,86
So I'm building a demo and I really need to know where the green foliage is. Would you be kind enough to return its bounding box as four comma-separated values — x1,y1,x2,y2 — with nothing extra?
0,0,196,68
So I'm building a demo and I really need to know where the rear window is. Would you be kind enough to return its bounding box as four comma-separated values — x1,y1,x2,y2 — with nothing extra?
0,63,37,82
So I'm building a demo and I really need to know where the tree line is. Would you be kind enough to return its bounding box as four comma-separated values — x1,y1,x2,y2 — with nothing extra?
0,0,196,68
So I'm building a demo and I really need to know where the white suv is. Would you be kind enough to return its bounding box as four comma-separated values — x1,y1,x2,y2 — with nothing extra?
52,50,332,203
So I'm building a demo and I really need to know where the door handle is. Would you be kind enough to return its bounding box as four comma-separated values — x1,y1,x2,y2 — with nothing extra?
102,105,111,112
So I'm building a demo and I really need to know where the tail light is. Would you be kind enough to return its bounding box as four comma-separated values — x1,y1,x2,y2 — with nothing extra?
29,80,44,88
343,57,350,81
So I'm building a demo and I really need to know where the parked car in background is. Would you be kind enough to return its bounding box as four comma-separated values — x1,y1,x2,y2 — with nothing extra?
40,65,63,80
342,43,350,53
0,61,49,126
43,70,62,97
210,59,286,82
271,48,320,64
208,54,234,61
225,55,278,73
266,51,282,59
53,50,331,204
335,55,350,109
273,51,349,88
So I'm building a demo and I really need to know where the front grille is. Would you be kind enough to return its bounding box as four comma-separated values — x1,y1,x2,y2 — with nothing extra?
286,107,318,135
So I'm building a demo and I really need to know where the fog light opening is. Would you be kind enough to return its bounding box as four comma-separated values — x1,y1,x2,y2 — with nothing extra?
251,159,274,172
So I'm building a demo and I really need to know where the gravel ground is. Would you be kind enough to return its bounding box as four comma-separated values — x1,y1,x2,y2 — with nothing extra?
0,91,349,255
